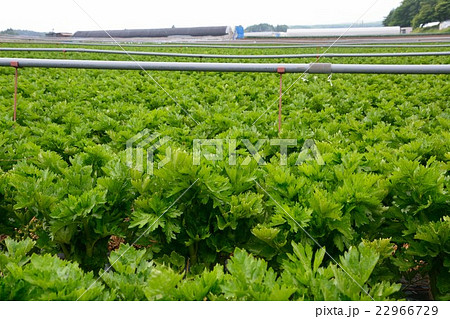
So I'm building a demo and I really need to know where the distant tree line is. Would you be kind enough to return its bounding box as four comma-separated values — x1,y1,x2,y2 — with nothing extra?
0,28,18,35
384,0,450,28
244,24,288,32
0,28,45,36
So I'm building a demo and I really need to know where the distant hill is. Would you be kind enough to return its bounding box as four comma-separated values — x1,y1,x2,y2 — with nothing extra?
0,28,45,37
289,21,383,29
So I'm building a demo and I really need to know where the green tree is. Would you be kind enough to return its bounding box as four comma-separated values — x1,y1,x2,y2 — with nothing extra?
384,0,421,27
384,0,449,27
435,0,450,21
245,24,275,32
413,1,439,28
274,25,288,32
0,28,17,35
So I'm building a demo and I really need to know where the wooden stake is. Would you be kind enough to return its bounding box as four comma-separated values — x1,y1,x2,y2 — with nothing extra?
10,61,19,122
277,67,285,133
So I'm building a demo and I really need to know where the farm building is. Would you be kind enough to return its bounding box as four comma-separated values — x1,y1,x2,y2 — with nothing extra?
243,26,409,38
244,32,284,38
440,20,450,30
46,32,73,37
73,26,232,38
285,26,401,37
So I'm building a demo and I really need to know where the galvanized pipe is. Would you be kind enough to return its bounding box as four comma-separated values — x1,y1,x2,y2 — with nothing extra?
8,43,450,49
0,58,449,74
63,43,450,49
2,38,450,49
1,47,450,59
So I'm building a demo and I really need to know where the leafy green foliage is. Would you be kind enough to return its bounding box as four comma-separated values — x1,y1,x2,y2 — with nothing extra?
0,237,35,271
102,244,183,300
0,44,448,300
221,248,296,300
281,242,333,300
405,217,450,300
0,238,110,300
19,254,110,300
281,241,400,301
7,152,135,270
102,243,223,300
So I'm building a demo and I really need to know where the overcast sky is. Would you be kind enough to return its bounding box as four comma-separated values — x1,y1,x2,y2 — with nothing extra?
1,0,403,33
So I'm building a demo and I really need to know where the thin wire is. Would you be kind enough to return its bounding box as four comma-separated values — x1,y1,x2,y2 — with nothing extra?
71,0,199,126
0,157,34,162
76,178,199,301
252,0,381,127
255,181,375,301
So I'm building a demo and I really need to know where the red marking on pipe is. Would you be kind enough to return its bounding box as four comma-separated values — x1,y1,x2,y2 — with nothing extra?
277,67,285,74
10,62,19,122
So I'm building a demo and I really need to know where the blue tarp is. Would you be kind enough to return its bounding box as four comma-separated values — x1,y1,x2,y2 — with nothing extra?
235,26,244,39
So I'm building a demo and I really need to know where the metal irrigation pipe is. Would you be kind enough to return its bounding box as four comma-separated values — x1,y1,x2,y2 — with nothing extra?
1,47,450,59
1,58,450,74
17,44,450,49
2,39,450,49
62,43,450,49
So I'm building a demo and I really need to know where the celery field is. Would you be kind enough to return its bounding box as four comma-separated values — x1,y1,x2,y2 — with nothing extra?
0,44,449,301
